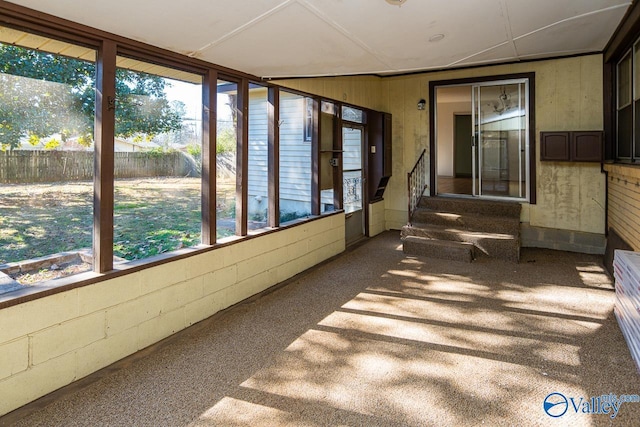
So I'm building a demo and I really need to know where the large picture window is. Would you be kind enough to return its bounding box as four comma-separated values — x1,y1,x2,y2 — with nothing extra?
113,57,203,261
0,32,96,287
279,91,313,223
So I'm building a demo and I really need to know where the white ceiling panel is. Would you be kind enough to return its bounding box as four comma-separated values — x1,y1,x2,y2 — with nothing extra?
199,1,390,77
506,0,628,38
303,0,510,70
514,6,630,58
7,0,288,54
4,0,633,78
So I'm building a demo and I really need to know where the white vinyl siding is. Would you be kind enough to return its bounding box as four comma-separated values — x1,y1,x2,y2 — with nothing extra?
247,93,269,200
278,92,312,217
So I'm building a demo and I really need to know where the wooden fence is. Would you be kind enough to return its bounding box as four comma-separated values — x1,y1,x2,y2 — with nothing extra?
0,150,198,183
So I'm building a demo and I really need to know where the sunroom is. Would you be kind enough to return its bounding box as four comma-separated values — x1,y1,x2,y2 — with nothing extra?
2,0,640,424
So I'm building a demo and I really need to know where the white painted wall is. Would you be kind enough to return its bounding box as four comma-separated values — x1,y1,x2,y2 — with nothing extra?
436,101,471,177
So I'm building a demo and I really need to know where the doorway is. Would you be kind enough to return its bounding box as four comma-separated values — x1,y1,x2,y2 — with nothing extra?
343,124,364,245
432,75,534,202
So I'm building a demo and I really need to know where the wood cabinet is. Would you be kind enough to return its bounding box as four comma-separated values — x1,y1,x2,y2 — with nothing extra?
540,131,603,162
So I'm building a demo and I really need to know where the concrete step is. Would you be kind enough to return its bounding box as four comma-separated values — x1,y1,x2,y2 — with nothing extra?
406,196,521,262
411,209,520,235
419,196,521,218
402,235,474,263
402,223,520,262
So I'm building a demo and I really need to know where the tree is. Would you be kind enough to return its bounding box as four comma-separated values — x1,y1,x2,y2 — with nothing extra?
0,43,183,150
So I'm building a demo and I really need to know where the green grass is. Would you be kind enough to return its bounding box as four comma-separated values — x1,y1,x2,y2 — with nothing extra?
0,177,238,265
0,183,93,264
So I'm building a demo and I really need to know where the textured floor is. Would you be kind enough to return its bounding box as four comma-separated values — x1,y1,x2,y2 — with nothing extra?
2,231,640,426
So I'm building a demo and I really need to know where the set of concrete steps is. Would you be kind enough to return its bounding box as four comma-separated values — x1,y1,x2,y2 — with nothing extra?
401,196,521,263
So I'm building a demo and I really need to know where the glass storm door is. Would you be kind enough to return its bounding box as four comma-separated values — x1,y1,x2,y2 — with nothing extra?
472,80,529,200
343,125,364,245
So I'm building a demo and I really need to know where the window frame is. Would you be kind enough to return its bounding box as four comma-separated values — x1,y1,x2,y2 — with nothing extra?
616,49,634,161
0,11,352,309
604,0,640,164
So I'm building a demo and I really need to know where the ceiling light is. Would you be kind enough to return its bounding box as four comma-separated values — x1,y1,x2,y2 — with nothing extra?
385,0,408,6
429,34,445,43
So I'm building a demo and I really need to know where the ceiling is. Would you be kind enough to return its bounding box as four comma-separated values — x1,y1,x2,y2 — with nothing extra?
5,0,633,79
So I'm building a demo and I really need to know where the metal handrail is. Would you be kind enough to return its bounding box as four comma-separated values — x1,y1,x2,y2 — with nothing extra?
407,149,427,225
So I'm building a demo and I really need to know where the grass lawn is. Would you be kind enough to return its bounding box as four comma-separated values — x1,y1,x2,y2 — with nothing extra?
0,177,237,267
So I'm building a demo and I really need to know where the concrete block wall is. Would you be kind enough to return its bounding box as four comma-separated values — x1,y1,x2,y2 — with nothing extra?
0,214,345,416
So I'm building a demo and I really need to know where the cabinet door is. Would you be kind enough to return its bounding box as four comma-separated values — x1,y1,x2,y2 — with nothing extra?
540,132,570,161
572,131,603,162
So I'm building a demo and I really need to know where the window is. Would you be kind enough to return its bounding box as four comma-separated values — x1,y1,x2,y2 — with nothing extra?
114,57,203,261
614,38,640,162
342,105,364,123
0,32,96,287
279,91,312,222
617,51,633,159
304,97,313,142
0,12,373,299
216,79,239,239
248,84,269,231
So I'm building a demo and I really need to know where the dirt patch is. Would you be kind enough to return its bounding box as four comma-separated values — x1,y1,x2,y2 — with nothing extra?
8,258,92,285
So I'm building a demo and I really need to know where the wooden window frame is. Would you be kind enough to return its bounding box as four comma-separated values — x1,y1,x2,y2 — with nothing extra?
0,4,362,309
616,50,634,160
604,0,640,164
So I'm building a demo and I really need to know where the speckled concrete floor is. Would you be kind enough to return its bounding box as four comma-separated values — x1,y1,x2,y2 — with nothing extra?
2,231,640,427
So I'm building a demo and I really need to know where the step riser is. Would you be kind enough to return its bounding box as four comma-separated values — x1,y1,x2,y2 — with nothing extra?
402,236,474,263
402,226,520,262
411,210,520,234
406,196,521,263
419,197,521,218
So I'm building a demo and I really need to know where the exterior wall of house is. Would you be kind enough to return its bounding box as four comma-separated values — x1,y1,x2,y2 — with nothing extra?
0,214,345,416
605,164,640,251
278,92,313,216
247,90,316,218
279,55,607,239
247,91,269,218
